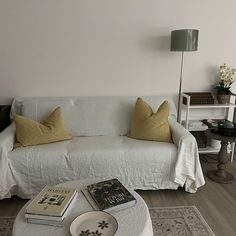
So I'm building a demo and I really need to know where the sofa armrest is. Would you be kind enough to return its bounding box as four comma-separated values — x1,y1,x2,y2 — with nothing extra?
0,123,15,152
0,123,16,199
169,118,205,193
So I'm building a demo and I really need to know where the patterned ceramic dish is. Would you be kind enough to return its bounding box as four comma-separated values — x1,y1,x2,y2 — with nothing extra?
70,211,118,236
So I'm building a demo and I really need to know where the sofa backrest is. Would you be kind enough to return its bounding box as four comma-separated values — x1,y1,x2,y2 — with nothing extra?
11,96,177,136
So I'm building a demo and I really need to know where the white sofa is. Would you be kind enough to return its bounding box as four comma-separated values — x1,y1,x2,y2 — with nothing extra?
0,96,205,199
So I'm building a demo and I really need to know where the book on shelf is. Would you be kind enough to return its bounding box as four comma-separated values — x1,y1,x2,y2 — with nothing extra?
25,192,78,222
25,186,77,217
182,120,208,131
202,119,224,129
82,178,136,212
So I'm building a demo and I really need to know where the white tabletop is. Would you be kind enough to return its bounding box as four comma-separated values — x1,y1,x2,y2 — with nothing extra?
13,179,153,236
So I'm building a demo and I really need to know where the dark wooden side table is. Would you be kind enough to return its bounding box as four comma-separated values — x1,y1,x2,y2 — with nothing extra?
205,129,235,183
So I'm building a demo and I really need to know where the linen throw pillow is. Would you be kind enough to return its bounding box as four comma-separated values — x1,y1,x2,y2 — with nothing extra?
14,107,72,147
128,97,171,142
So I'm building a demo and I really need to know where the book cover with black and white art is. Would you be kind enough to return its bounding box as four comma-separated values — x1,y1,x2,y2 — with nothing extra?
87,179,136,211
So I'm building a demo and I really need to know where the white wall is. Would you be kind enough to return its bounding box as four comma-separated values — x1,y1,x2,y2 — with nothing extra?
1,0,236,104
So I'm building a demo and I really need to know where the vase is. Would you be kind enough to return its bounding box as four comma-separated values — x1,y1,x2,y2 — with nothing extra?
216,94,231,104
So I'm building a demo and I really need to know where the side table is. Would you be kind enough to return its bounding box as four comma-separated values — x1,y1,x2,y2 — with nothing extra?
205,129,235,183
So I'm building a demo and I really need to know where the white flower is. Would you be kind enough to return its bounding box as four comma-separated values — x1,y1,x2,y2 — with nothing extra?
219,63,236,84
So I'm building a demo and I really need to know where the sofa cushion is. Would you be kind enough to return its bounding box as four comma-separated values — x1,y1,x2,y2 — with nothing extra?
8,136,178,197
13,107,72,147
129,98,171,142
11,96,177,137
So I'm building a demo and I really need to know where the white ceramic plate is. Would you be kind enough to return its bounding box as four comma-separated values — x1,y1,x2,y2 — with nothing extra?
70,211,118,236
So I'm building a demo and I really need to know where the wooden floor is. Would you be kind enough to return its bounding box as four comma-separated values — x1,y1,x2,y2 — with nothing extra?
0,155,235,236
138,155,236,236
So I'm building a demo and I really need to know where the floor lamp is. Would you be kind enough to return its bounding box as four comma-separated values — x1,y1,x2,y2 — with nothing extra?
170,29,199,122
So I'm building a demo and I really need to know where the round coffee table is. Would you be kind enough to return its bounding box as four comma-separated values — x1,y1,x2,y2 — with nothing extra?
13,179,153,236
205,129,235,183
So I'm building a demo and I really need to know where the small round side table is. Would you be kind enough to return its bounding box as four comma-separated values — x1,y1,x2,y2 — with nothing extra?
205,129,235,184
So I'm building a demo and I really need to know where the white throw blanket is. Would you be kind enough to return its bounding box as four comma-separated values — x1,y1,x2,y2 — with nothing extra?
0,118,205,199
169,118,205,192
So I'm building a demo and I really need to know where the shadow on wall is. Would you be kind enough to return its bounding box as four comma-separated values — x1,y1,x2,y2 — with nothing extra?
139,35,170,53
206,64,218,93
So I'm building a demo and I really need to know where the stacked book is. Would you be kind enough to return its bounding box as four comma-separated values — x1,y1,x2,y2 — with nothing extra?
25,186,77,227
182,120,208,131
82,178,136,212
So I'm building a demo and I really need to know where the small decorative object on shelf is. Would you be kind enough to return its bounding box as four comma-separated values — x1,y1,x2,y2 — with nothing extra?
215,63,236,104
217,94,230,104
202,119,223,129
182,92,214,105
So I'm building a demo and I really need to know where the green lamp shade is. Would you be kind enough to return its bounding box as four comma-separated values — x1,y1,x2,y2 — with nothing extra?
171,29,199,51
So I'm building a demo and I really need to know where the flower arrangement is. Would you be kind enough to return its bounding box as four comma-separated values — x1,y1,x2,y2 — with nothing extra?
215,63,236,95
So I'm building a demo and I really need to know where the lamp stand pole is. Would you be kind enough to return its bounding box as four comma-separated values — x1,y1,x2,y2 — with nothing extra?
177,51,184,123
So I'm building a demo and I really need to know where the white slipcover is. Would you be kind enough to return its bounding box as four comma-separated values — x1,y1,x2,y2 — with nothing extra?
0,96,205,199
10,96,177,136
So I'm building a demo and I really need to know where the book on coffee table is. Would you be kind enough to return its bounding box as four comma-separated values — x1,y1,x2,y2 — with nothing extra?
26,218,66,227
25,192,78,222
83,179,136,212
25,186,77,217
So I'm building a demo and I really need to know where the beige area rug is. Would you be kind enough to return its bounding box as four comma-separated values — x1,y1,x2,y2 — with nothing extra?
0,217,15,236
149,206,215,236
1,207,215,236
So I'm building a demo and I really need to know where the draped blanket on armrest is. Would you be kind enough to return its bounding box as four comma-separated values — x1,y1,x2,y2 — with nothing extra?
169,118,205,193
0,123,16,199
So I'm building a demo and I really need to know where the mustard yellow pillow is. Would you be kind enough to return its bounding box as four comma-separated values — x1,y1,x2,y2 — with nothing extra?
128,98,171,142
14,107,72,147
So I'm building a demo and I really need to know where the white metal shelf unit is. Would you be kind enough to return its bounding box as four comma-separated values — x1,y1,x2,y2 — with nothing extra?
180,93,236,161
